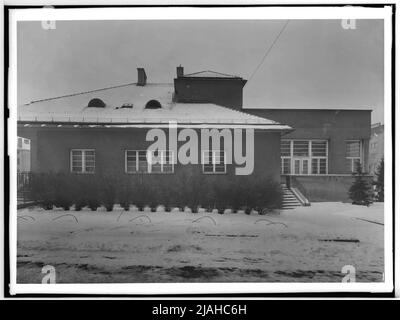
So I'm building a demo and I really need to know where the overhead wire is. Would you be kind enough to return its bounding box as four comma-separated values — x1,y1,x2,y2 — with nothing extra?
247,20,290,84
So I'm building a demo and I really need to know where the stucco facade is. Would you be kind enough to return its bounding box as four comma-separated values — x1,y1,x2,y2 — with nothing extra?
245,109,371,174
17,126,282,183
244,109,372,202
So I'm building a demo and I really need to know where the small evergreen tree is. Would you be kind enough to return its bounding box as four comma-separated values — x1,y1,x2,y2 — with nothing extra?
374,158,384,202
348,162,373,206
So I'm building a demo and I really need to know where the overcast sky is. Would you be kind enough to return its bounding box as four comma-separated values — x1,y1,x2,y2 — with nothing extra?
17,19,384,123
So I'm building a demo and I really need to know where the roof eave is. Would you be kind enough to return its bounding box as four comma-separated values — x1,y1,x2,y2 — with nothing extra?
17,120,292,131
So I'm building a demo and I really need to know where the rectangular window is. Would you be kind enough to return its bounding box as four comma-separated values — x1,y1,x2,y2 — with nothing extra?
302,159,309,174
293,140,309,157
202,150,226,174
319,158,327,174
346,140,362,172
280,140,291,157
311,158,327,174
294,159,300,175
70,149,95,173
311,158,318,174
281,158,291,174
281,140,328,175
125,150,174,174
312,141,327,157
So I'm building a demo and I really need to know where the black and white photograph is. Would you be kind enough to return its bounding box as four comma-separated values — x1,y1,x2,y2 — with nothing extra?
5,4,395,297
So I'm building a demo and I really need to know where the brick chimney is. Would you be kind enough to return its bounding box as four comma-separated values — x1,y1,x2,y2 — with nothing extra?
137,68,147,86
177,65,184,78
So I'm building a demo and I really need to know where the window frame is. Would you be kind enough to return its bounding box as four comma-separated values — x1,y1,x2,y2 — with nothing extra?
202,150,227,174
281,157,291,175
70,149,95,174
125,150,174,174
345,140,363,173
281,139,329,175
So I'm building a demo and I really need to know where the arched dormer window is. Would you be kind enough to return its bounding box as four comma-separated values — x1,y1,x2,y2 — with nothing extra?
87,98,106,108
145,100,162,109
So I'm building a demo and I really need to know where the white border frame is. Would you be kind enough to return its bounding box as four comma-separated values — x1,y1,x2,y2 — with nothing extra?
8,5,394,295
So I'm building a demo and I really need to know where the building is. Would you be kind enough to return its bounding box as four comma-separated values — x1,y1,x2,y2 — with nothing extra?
368,122,384,175
17,67,291,186
17,66,371,203
244,109,371,201
17,136,31,172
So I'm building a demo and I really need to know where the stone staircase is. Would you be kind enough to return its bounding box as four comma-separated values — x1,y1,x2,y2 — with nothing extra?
281,184,302,209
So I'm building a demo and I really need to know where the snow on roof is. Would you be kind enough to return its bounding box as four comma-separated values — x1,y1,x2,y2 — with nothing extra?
19,83,174,114
182,70,241,79
18,83,291,130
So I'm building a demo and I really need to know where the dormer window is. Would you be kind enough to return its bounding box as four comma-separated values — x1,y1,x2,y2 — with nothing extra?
87,98,106,108
145,100,162,109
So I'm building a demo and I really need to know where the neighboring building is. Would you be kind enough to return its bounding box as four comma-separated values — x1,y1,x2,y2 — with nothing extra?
17,66,371,202
368,123,384,175
17,136,31,172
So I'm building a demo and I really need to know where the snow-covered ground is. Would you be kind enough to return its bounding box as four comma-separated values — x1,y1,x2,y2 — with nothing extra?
16,202,384,283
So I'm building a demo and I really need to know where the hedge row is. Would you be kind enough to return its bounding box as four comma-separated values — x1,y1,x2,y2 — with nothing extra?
28,169,282,213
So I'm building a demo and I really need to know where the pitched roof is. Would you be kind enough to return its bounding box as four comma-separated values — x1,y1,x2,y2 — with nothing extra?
182,70,241,79
19,83,174,114
18,83,291,130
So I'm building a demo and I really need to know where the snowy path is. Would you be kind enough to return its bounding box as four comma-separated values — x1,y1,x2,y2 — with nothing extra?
16,203,384,283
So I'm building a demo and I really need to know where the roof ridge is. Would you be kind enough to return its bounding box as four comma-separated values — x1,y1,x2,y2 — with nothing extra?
183,70,239,78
